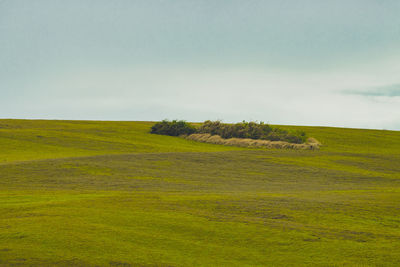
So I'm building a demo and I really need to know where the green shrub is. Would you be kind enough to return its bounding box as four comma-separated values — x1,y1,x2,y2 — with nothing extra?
151,120,308,144
198,120,307,144
150,120,196,136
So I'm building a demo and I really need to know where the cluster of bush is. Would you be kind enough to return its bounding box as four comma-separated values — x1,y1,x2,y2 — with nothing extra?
151,120,307,144
150,120,196,136
198,120,307,144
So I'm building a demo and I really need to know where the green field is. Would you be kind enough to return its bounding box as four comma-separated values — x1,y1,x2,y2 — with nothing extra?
1,119,400,266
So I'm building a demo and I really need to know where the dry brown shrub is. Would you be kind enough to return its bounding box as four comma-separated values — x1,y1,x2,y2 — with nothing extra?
208,135,224,144
184,134,320,150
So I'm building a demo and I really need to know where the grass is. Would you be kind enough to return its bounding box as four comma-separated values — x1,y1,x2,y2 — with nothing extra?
0,119,400,266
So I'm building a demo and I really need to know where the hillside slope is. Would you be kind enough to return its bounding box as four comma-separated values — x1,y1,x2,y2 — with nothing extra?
1,119,400,266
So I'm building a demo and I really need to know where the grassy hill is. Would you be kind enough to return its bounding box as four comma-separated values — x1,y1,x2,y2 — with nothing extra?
1,119,400,266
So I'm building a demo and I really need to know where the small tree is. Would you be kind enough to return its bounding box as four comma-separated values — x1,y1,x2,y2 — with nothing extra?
150,120,196,136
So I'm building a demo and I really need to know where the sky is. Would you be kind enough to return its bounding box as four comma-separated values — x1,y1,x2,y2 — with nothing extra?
1,0,400,130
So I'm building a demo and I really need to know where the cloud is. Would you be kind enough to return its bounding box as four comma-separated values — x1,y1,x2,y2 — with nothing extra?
344,84,400,97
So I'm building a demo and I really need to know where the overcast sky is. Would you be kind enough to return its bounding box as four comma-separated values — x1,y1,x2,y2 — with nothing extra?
1,0,400,129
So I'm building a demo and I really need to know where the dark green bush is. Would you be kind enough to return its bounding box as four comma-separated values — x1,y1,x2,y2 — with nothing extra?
151,120,307,144
150,120,196,136
198,120,307,144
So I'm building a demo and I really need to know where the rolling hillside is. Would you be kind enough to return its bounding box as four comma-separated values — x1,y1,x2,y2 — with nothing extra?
1,119,400,266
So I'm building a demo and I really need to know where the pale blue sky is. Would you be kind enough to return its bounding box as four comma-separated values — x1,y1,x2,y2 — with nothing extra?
1,0,400,129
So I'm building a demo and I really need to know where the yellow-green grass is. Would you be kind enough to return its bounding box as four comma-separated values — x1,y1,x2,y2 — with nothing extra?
0,120,242,164
1,119,400,266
